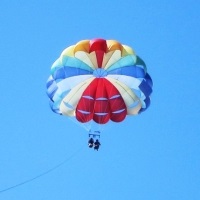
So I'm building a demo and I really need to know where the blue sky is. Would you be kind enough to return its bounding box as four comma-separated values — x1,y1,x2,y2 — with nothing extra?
0,0,200,199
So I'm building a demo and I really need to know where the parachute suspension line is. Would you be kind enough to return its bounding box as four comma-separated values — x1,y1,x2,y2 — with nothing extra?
90,121,101,133
67,116,90,132
0,145,84,194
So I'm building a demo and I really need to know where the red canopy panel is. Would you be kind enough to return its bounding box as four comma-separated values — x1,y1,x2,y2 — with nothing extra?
76,78,127,124
89,39,107,68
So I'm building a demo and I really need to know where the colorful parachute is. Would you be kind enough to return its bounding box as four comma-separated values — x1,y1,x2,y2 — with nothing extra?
46,39,153,124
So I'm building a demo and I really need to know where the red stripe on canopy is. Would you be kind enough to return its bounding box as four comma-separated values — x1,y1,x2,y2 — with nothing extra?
95,50,104,68
89,39,107,52
89,39,107,68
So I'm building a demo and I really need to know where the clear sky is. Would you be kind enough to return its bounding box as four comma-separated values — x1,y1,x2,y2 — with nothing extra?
0,0,200,199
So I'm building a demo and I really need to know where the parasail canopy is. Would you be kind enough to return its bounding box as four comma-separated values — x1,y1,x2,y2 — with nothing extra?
47,39,153,124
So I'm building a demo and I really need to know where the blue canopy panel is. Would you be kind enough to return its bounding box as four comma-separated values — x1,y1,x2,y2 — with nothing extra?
139,97,151,113
46,76,58,100
135,56,146,69
144,73,153,87
49,99,62,114
139,79,153,97
107,65,146,78
52,66,92,82
138,76,153,113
